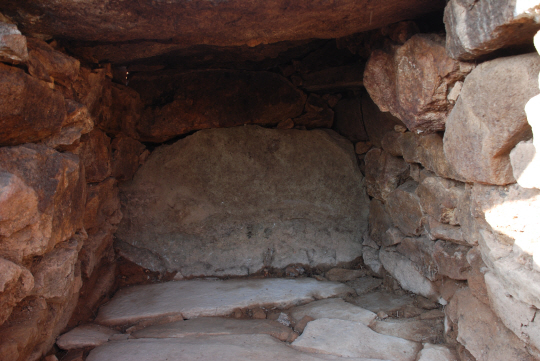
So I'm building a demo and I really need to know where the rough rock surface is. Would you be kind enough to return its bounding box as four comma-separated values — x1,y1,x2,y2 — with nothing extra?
444,0,540,60
451,288,534,361
129,70,306,142
364,34,472,133
87,334,377,361
364,148,409,201
0,258,33,325
0,144,85,262
443,53,540,185
3,0,445,62
416,344,458,361
292,318,421,361
26,38,80,86
370,318,444,343
0,63,66,146
132,318,296,342
386,181,423,236
0,21,28,63
510,139,540,189
379,249,438,299
116,126,369,276
95,279,353,327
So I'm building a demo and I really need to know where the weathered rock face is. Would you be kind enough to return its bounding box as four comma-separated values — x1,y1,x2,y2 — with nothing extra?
364,148,409,201
0,20,28,63
2,0,445,62
0,144,85,262
129,70,306,142
26,38,80,87
444,0,540,61
364,34,473,133
444,53,540,185
386,180,423,236
116,126,369,276
0,63,66,146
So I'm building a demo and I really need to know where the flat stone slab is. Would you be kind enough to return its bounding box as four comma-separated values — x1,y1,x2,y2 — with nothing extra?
57,324,119,350
86,334,386,361
370,318,444,343
352,291,415,314
96,278,353,326
417,344,458,361
292,318,421,361
346,277,383,295
132,317,295,342
289,298,376,326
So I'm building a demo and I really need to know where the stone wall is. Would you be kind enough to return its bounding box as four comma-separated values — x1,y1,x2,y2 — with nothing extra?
361,4,540,359
0,20,146,361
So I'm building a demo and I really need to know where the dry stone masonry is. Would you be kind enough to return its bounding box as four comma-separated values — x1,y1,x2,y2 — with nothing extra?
1,1,540,361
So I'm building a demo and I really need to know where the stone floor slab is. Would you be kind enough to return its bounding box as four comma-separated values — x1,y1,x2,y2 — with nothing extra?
289,298,376,326
346,277,383,295
86,334,386,361
57,324,120,350
353,291,414,314
96,278,353,326
417,344,458,361
370,318,444,343
132,317,295,342
292,318,421,361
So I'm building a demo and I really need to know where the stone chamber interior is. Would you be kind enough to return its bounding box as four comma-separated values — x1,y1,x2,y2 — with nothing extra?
1,1,540,360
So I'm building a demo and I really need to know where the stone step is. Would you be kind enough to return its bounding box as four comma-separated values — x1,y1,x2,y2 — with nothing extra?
95,278,353,327
131,317,296,342
352,291,415,314
370,318,444,343
292,318,421,361
289,298,377,325
86,334,388,361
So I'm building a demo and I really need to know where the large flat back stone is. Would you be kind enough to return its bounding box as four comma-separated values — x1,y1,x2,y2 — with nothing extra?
116,126,369,276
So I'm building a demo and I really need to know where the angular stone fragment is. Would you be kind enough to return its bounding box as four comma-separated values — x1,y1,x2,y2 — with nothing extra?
87,334,375,361
370,318,444,343
346,277,383,295
485,272,540,351
425,217,465,245
333,96,368,142
453,288,535,361
26,38,80,86
379,249,438,299
289,298,376,326
386,180,423,236
77,129,112,183
325,268,366,282
301,65,364,92
0,21,28,63
95,278,353,327
417,344,458,361
444,53,540,185
116,126,369,276
40,100,94,151
111,136,146,182
292,318,421,361
362,248,384,276
444,0,540,61
294,94,334,129
432,241,470,280
364,34,472,133
416,176,463,225
0,63,66,146
396,236,438,282
384,227,405,247
0,171,38,238
57,324,119,350
32,238,80,300
364,148,409,201
397,132,465,181
368,200,393,246
0,144,85,261
133,317,296,342
130,70,306,142
353,291,415,314
0,258,33,325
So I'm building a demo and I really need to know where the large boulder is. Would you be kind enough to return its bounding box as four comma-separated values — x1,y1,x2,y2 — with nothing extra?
116,126,369,276
443,53,540,185
364,34,473,133
444,0,540,61
129,70,306,142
